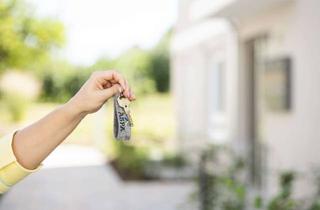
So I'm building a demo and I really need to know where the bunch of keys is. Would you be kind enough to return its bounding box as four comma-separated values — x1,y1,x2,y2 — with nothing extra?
117,94,134,127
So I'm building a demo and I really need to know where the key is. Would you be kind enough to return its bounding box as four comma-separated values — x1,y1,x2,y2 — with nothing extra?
118,97,134,127
117,95,134,126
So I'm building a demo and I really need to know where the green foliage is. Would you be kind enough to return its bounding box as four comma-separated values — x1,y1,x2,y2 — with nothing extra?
309,201,320,210
91,48,156,96
149,30,171,93
111,144,187,180
149,51,170,92
88,31,172,97
267,172,298,210
103,93,175,176
0,0,65,72
196,147,311,210
37,30,171,101
308,171,320,210
112,142,149,180
198,146,247,210
115,48,156,95
252,172,300,210
39,61,90,102
162,153,186,168
0,0,170,103
254,196,264,209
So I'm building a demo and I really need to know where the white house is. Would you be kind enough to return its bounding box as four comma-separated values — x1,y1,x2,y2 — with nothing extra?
171,0,320,198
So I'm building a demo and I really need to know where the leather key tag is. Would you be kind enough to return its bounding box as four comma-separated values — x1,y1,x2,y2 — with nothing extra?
113,93,131,140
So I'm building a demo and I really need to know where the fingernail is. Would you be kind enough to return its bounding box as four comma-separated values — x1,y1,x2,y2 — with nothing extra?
118,87,122,93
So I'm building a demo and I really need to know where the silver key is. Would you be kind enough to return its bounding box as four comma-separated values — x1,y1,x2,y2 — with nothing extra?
117,95,134,126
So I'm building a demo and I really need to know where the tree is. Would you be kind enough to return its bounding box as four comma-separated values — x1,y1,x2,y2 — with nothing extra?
89,30,172,95
149,30,171,93
0,0,65,72
91,48,156,95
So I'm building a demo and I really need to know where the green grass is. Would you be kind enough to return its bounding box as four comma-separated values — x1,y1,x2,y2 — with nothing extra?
132,94,175,143
105,93,176,157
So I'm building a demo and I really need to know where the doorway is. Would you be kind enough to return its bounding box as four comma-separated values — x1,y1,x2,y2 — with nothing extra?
245,36,268,189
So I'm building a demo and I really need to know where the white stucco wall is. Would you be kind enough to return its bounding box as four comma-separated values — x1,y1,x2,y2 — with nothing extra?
172,0,320,198
171,19,238,160
238,0,320,197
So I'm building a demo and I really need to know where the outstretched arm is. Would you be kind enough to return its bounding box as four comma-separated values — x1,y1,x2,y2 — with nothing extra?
12,70,134,170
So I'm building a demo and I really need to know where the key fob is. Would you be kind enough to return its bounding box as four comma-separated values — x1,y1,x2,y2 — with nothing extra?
113,93,131,140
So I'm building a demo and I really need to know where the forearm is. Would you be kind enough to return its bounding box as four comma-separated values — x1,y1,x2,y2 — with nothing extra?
12,101,86,170
8,70,133,171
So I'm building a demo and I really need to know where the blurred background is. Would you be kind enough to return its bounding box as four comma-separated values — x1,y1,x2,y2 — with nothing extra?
0,0,320,210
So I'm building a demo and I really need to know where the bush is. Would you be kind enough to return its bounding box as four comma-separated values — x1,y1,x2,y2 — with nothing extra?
196,146,320,210
39,61,90,102
162,153,187,168
90,51,156,96
198,146,246,210
87,31,172,96
149,30,171,93
111,142,149,180
307,171,320,210
36,29,172,102
266,172,298,210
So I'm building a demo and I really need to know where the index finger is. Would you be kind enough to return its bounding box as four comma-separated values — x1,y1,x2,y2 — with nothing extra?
99,70,127,91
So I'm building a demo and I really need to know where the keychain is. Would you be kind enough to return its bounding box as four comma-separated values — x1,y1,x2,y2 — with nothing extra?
113,93,133,140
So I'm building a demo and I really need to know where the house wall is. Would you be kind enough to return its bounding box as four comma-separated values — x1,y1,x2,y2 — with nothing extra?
237,0,320,197
171,19,238,159
171,46,207,158
172,0,320,198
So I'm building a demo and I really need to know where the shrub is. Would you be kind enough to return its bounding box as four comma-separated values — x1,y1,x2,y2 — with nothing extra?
39,61,90,102
162,153,187,168
149,30,171,93
197,146,303,210
111,142,149,180
267,172,299,210
198,146,247,210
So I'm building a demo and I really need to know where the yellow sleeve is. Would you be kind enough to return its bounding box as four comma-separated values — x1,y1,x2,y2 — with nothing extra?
0,132,41,194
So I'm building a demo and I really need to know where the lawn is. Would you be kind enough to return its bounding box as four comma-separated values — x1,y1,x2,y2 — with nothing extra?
105,93,177,158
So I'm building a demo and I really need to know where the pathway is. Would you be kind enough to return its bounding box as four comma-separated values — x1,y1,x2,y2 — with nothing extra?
0,146,194,210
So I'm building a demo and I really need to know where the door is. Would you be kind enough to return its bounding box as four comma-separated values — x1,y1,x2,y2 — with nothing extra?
246,36,268,189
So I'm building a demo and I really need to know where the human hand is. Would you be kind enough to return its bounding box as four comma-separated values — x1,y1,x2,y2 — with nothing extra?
67,70,135,115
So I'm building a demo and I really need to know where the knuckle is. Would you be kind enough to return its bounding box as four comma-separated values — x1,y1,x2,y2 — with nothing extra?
112,70,121,77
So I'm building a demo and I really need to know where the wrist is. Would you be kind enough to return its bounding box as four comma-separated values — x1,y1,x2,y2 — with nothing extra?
63,98,88,119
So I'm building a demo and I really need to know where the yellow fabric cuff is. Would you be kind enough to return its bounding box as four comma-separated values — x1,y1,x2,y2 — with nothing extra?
0,131,42,194
0,132,17,168
0,161,41,188
0,162,41,194
0,177,10,194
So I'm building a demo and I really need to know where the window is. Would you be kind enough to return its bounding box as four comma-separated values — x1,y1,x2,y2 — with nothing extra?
207,58,228,143
208,61,226,113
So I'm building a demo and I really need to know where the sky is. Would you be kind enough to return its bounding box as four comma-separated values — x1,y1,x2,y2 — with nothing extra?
26,0,178,66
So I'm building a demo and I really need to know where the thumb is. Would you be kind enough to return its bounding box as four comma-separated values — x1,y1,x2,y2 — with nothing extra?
102,83,122,99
